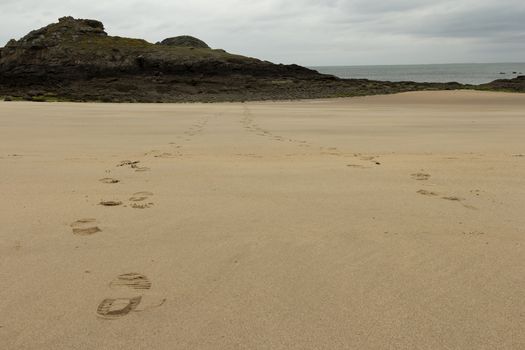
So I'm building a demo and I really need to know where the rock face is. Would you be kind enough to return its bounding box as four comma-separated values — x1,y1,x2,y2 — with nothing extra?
159,36,210,49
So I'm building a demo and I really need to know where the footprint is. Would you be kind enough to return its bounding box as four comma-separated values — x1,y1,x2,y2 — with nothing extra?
129,191,154,202
129,192,154,208
110,273,152,290
97,273,165,320
117,160,140,167
145,150,174,158
131,164,150,172
347,164,369,169
462,231,485,236
96,297,142,319
417,191,477,209
71,218,101,235
417,189,439,196
99,178,120,184
116,160,150,172
154,153,173,158
131,203,154,209
442,196,477,209
442,196,464,201
99,201,123,207
411,172,431,181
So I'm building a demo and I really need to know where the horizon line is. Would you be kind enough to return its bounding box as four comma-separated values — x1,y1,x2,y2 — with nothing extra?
308,61,525,67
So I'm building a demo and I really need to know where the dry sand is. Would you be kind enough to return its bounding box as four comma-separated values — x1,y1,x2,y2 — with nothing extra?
1,90,524,349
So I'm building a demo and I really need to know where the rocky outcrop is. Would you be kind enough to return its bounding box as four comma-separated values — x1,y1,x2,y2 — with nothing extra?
10,16,106,48
0,16,470,102
0,16,321,81
480,75,525,92
158,36,210,49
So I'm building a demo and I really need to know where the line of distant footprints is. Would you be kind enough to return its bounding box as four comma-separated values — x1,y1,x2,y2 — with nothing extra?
241,106,312,147
411,171,477,209
71,159,164,319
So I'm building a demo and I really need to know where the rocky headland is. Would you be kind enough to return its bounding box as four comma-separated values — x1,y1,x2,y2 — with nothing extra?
0,17,520,102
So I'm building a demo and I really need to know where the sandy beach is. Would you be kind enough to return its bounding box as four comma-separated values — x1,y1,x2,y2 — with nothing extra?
1,90,524,349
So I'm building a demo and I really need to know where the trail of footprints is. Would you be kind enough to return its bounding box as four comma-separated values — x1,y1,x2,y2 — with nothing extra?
95,161,160,318
70,112,489,320
71,142,172,319
412,170,478,209
184,118,209,138
241,106,314,150
241,106,382,164
158,116,211,157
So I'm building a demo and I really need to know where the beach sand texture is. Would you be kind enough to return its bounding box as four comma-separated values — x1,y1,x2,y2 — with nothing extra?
1,91,524,349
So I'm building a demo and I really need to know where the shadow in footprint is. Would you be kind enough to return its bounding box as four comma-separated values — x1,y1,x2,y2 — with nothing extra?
117,160,140,167
99,178,120,184
100,201,122,207
442,196,463,201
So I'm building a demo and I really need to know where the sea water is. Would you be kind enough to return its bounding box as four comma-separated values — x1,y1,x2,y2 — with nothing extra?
310,63,525,85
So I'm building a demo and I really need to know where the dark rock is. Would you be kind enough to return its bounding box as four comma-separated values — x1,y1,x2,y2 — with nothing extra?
158,36,210,49
6,16,106,50
480,75,525,92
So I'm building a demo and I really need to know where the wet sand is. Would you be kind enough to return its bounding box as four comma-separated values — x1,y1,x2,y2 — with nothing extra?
1,90,524,349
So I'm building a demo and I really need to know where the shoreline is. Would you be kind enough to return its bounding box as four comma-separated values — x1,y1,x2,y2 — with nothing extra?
1,85,522,104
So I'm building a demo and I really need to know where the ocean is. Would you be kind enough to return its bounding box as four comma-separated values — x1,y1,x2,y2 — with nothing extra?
310,63,525,85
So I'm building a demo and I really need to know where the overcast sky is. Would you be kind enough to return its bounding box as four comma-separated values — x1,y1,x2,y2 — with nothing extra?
1,0,524,66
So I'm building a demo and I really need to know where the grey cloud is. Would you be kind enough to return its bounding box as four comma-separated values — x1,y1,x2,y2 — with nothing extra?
410,5,525,39
0,0,523,65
